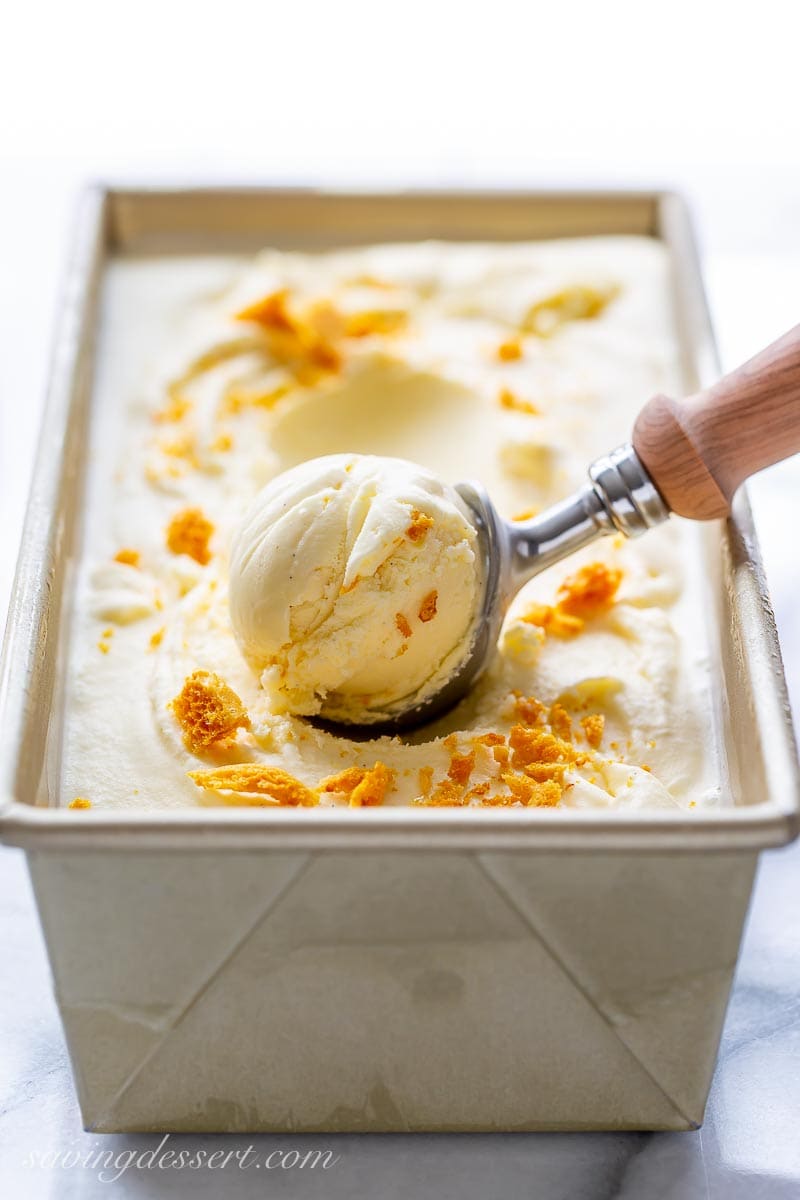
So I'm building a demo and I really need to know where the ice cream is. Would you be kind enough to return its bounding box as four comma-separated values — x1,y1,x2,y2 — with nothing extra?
60,237,722,811
228,453,482,723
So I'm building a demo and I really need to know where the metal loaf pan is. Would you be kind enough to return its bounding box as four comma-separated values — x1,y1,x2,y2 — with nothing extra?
0,187,797,1132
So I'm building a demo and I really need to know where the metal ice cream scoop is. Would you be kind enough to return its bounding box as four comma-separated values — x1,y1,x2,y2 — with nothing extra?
382,323,800,732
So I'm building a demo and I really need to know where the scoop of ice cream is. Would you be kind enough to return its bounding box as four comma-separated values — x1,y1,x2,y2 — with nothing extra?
228,453,482,723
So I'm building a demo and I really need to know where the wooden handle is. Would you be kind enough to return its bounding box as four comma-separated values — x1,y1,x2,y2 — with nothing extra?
632,324,800,519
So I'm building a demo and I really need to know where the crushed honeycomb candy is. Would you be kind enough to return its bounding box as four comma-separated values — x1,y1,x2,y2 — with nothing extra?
211,432,233,452
319,766,367,795
477,788,516,808
171,670,250,752
418,778,467,807
114,548,140,568
448,750,476,786
509,725,578,791
475,731,506,747
514,695,546,725
319,758,393,806
235,288,295,330
166,507,215,566
68,797,92,810
188,764,319,807
502,773,562,807
418,765,434,795
521,603,584,639
418,590,438,622
534,777,566,806
234,288,343,379
343,309,408,338
557,562,623,617
304,338,342,372
497,336,523,361
548,703,572,742
319,762,395,807
522,284,619,337
466,782,491,802
581,713,605,748
509,724,569,765
350,762,395,807
520,563,622,640
523,761,568,783
499,387,539,415
406,509,435,542
395,613,413,638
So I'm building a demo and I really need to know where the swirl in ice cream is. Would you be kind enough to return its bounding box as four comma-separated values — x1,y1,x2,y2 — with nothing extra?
60,237,722,812
228,453,481,723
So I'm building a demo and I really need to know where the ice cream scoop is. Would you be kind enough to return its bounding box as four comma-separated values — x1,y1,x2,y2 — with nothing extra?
229,454,483,724
232,325,800,731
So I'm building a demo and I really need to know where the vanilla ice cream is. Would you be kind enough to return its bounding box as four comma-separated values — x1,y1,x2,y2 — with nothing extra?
228,453,481,722
60,237,723,811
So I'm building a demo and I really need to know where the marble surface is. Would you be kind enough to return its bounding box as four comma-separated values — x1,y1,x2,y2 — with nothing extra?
2,227,800,1197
